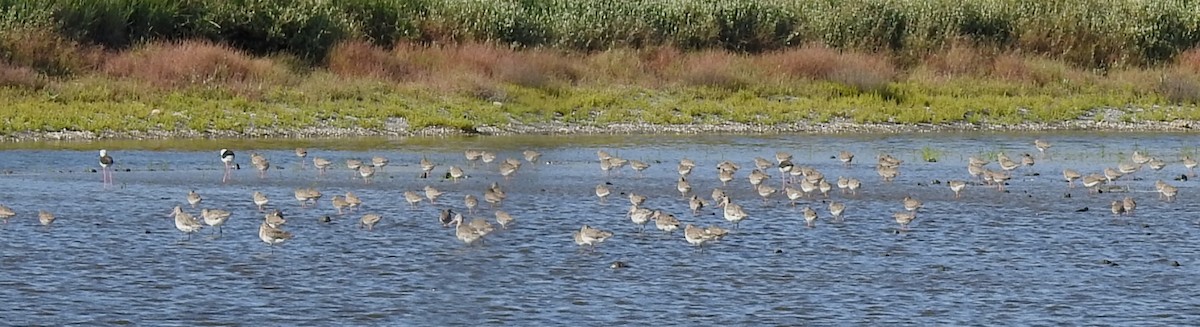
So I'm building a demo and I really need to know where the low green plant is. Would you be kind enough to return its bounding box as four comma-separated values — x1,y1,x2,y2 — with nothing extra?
919,146,943,163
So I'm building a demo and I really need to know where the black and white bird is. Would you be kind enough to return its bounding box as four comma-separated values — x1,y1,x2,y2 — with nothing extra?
220,149,236,183
99,149,115,186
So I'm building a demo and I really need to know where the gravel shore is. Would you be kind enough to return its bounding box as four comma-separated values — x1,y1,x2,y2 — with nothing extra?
2,117,1195,142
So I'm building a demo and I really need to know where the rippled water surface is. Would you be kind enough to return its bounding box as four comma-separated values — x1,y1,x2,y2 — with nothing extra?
1,132,1199,325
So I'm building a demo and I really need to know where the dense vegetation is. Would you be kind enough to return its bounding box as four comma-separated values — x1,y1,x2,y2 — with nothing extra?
1,0,1199,135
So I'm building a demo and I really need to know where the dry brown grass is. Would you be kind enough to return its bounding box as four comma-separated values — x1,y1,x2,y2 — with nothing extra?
639,46,684,80
920,42,993,77
759,45,841,81
1161,70,1200,104
679,50,746,89
327,40,416,81
757,45,896,92
0,61,47,89
0,28,102,76
578,49,651,86
1177,48,1200,74
496,49,581,89
991,54,1094,86
103,40,285,88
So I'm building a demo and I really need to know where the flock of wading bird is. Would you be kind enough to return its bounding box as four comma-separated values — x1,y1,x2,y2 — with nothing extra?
0,139,1194,253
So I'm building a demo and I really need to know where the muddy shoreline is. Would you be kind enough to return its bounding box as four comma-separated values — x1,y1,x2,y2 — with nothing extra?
2,118,1195,142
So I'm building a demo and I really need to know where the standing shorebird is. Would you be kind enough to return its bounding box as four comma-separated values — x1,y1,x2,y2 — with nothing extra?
219,149,236,183
495,210,515,229
711,188,727,205
345,191,362,210
1157,180,1178,202
38,210,55,228
484,189,504,208
630,160,651,177
523,150,542,165
499,161,520,180
628,193,647,207
358,165,376,184
754,157,773,171
595,184,611,203
829,202,846,222
1110,200,1125,216
903,196,922,212
802,206,818,227
756,184,777,203
480,151,497,165
1184,156,1198,177
201,208,231,234
295,148,307,169
775,151,793,164
98,149,115,186
784,186,803,206
1147,158,1166,171
1103,167,1123,184
847,178,862,196
464,194,479,214
451,213,482,245
424,185,444,204
1034,139,1051,158
360,213,383,231
838,151,854,166
251,153,270,179
689,195,705,215
0,204,15,224
717,169,735,187
1063,169,1082,188
170,206,204,240
419,156,437,178
677,176,692,198
372,156,389,172
684,224,727,250
997,154,1020,172
343,159,362,180
259,221,293,249
652,210,681,235
468,217,496,244
1132,151,1152,165
294,188,322,208
1122,196,1137,216
678,159,696,176
465,150,484,167
575,225,614,252
403,191,423,208
331,195,350,215
893,211,916,230
187,190,203,208
629,205,653,232
1081,174,1106,193
252,191,269,211
264,209,286,228
448,166,465,183
719,196,749,229
948,180,967,199
313,157,332,176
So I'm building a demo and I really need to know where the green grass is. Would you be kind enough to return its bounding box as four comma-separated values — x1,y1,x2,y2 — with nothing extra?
919,147,943,163
1,76,1195,136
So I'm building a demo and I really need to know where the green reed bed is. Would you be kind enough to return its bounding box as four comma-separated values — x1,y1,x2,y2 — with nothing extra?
1,0,1199,136
2,0,1198,66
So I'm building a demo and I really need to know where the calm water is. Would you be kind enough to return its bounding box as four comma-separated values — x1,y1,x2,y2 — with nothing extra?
0,132,1198,325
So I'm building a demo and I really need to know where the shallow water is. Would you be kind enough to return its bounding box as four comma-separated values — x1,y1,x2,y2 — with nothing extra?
0,132,1198,325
